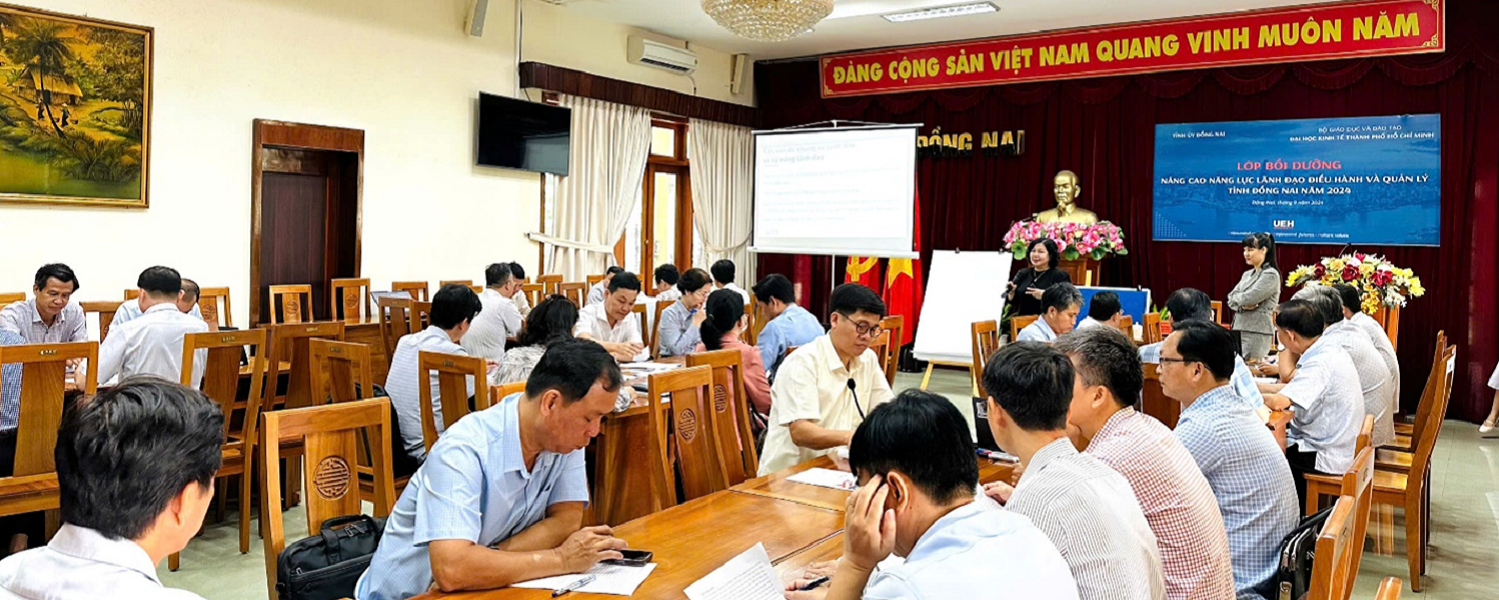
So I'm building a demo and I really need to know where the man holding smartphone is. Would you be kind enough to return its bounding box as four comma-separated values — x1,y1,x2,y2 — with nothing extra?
357,340,629,600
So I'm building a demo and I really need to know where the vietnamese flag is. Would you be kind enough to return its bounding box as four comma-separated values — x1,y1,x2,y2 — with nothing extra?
845,255,883,292
883,191,923,345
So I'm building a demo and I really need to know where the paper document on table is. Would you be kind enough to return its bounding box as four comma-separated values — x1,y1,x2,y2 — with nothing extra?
511,563,657,596
685,543,783,600
787,468,857,491
1255,404,1273,424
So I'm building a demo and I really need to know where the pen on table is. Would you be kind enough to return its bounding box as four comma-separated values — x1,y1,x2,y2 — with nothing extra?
552,574,596,597
798,576,831,591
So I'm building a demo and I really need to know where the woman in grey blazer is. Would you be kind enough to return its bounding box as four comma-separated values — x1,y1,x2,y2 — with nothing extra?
1227,232,1281,360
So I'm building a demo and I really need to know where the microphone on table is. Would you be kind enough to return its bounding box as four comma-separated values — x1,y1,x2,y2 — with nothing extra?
847,378,866,419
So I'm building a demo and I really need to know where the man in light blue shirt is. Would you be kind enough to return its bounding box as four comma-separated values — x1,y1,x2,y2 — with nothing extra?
790,390,1077,600
1140,288,1264,408
1260,300,1361,504
656,268,713,356
1161,322,1299,600
386,285,484,461
357,340,629,600
752,274,824,376
1017,283,1082,343
113,277,204,327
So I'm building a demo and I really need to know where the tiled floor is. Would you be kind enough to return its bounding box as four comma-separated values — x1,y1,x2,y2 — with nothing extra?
158,366,1497,600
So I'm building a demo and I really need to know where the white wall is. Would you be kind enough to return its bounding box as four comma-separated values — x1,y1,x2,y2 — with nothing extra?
0,0,750,328
520,0,754,107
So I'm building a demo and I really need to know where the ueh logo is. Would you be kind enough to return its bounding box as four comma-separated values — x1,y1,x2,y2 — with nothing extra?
1273,220,1295,230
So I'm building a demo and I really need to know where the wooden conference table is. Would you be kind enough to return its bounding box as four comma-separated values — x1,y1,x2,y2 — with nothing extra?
414,455,1014,600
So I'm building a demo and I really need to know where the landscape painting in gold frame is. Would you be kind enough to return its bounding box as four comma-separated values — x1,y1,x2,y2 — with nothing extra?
0,3,152,208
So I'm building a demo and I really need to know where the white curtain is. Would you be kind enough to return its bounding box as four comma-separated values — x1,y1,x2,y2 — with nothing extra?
687,118,756,285
546,95,651,280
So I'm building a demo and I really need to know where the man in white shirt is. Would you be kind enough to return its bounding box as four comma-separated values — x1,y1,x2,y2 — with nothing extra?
462,264,525,361
759,283,894,475
1333,284,1400,419
1287,286,1393,447
0,378,221,600
574,272,645,362
1259,300,1362,505
386,285,484,461
710,259,753,305
113,277,204,326
652,264,683,303
507,262,532,317
1076,290,1124,331
1018,283,1082,343
981,342,1166,600
584,266,623,307
95,267,209,388
794,390,1078,600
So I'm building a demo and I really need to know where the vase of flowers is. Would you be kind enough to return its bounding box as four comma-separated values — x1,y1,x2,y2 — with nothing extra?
1284,253,1425,312
1002,220,1129,261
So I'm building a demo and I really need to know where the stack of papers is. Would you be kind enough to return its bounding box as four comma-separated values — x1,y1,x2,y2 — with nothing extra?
787,468,857,491
684,544,783,600
512,563,658,596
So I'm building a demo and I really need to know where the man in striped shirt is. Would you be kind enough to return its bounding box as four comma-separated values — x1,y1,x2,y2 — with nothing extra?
1163,321,1300,600
1055,327,1235,600
982,341,1165,600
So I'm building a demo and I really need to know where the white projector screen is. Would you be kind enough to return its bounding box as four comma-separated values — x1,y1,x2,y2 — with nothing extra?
751,125,918,258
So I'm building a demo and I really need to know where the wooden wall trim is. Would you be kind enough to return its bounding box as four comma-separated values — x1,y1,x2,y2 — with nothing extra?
519,62,759,129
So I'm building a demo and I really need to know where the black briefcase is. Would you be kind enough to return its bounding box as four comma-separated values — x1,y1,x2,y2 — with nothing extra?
275,514,386,600
1265,505,1335,600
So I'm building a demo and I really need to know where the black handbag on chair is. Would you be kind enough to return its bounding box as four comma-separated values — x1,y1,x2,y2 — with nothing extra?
275,514,386,600
1261,505,1335,600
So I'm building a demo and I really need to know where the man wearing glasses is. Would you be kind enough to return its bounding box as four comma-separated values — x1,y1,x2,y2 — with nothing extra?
758,283,893,476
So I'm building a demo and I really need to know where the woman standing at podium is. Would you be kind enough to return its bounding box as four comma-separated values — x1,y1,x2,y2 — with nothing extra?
1007,238,1072,316
1227,232,1281,360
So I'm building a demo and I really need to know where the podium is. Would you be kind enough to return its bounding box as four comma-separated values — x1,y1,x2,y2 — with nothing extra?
1059,258,1102,287
1371,305,1401,352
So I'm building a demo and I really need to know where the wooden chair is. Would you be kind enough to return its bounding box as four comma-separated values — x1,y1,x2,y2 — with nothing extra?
1375,577,1403,600
645,365,726,512
879,315,904,387
198,287,234,330
651,301,671,359
375,296,414,364
743,303,759,346
1305,496,1360,600
1210,300,1229,326
558,282,587,307
268,284,313,325
391,281,429,302
489,382,527,405
1370,343,1455,592
416,351,489,453
0,341,98,545
686,350,760,485
632,303,651,355
520,283,546,309
1143,312,1166,344
970,320,1001,397
330,278,372,322
408,300,433,333
80,300,123,343
537,274,563,294
1115,315,1136,339
0,292,23,306
259,399,396,600
168,330,271,570
268,322,347,408
438,280,482,294
870,331,893,382
308,340,398,502
1306,416,1375,515
1009,315,1038,341
1388,331,1447,452
586,274,607,287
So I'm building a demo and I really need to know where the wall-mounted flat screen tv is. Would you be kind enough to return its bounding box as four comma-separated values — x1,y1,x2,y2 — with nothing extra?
477,93,571,176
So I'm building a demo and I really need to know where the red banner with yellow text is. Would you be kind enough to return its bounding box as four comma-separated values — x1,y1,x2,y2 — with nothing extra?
820,0,1444,98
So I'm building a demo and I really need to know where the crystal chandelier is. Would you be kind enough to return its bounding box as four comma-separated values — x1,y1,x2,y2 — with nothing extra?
701,0,834,43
